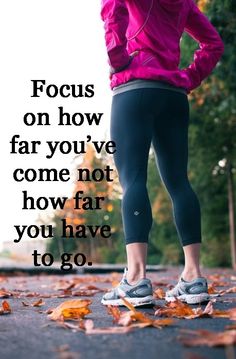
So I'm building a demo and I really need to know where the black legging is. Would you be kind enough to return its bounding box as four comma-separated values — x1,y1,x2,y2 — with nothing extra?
110,87,202,247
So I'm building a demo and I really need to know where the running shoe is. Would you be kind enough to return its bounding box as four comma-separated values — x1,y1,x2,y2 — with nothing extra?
101,268,154,306
165,277,210,304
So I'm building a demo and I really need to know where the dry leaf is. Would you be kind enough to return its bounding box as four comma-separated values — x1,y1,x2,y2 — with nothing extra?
155,298,230,320
153,288,166,299
178,329,236,347
107,305,121,323
117,311,133,326
211,281,231,287
72,290,97,297
33,299,45,307
61,307,91,320
82,319,133,335
155,298,194,318
22,298,45,307
54,280,75,291
0,289,12,298
0,300,11,314
208,285,220,295
48,299,91,321
220,287,236,295
2,300,11,313
121,298,174,328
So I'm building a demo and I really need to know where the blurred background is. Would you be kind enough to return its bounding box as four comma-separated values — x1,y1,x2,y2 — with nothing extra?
1,0,235,269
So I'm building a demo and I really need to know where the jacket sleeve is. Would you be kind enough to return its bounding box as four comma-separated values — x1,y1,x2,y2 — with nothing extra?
183,0,224,91
100,0,130,71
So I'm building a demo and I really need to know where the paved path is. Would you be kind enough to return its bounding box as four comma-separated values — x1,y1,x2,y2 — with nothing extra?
0,267,236,359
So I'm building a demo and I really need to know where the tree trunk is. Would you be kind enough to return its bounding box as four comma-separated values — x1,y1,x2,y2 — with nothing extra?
227,159,236,270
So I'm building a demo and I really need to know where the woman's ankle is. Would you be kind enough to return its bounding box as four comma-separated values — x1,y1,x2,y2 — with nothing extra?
126,268,146,285
181,268,202,282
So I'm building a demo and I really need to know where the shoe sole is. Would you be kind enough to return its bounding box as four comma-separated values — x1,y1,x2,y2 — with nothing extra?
165,292,210,304
101,295,154,307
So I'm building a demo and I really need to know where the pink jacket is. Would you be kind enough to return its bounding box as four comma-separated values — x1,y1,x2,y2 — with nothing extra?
100,0,224,93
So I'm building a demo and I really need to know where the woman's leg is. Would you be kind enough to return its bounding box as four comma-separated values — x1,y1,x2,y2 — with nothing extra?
182,243,202,281
110,89,153,284
151,90,202,279
126,243,147,284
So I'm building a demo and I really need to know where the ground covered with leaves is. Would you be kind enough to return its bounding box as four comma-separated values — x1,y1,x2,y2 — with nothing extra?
0,267,236,359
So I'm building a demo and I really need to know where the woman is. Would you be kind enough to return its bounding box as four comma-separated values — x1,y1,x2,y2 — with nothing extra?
100,0,224,306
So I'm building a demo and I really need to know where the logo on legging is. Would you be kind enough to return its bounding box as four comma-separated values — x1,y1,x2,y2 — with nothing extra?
134,211,140,216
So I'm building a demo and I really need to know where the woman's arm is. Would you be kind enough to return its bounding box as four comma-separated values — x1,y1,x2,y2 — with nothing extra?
183,0,224,91
100,0,130,73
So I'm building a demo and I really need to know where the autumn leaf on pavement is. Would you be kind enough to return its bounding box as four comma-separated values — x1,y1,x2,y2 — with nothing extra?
178,329,236,347
155,298,230,319
22,298,45,307
153,288,166,299
0,289,12,298
54,281,76,291
107,305,121,323
220,286,236,295
48,299,92,321
207,284,220,295
82,319,134,335
121,298,174,328
0,300,11,314
155,298,194,318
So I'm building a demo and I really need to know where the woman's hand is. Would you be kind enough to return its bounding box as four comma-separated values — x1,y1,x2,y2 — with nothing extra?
109,50,140,79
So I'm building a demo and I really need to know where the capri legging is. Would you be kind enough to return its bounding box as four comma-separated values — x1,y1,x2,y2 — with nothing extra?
110,87,202,247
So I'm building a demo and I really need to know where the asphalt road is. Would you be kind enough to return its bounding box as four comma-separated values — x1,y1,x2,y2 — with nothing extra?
0,268,236,359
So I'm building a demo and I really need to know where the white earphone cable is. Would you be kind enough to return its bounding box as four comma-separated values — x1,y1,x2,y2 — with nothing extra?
127,0,154,41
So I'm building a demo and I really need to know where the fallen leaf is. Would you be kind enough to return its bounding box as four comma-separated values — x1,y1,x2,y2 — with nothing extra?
121,298,174,328
155,298,194,318
0,289,12,298
0,300,11,314
107,306,121,323
211,281,231,287
208,284,220,295
220,287,236,295
22,298,45,307
61,307,91,320
72,290,98,297
2,300,11,312
82,319,134,335
33,299,45,307
54,281,75,291
178,329,236,347
155,298,230,320
48,299,92,321
153,288,166,299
